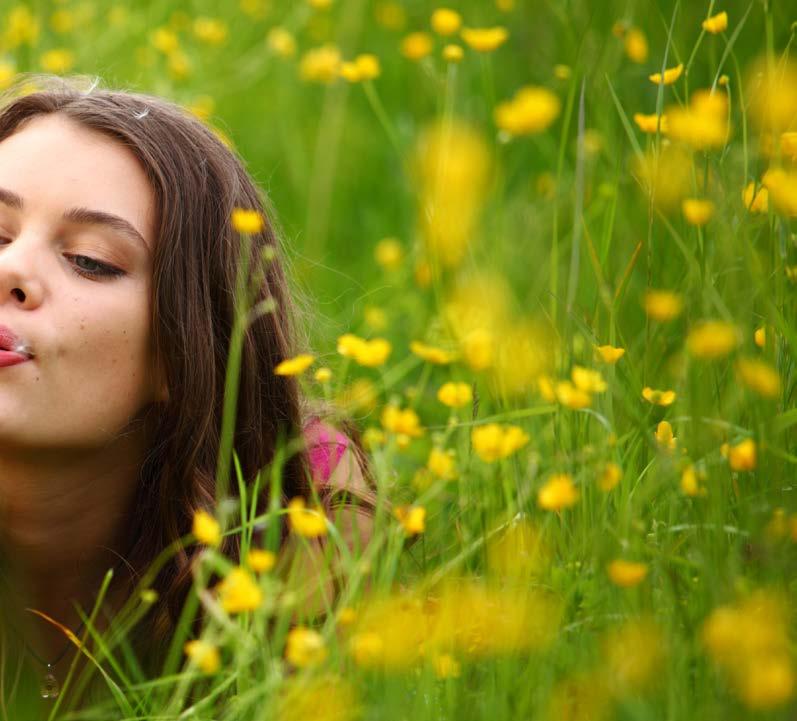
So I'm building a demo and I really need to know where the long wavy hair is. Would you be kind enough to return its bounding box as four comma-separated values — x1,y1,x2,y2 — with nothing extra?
0,75,353,678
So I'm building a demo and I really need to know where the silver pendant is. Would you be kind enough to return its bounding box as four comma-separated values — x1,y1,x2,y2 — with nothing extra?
41,669,60,700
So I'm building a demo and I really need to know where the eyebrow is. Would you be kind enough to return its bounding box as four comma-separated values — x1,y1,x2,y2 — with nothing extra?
0,186,148,250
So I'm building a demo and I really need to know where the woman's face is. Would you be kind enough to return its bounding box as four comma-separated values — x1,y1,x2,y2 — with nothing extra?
0,113,167,452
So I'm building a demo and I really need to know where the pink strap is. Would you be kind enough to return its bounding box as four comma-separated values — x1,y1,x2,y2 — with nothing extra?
305,420,349,485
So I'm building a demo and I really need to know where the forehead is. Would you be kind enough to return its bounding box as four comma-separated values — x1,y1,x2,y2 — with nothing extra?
0,112,156,249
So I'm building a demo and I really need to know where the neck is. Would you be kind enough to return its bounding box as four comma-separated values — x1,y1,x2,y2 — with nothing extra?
0,433,147,663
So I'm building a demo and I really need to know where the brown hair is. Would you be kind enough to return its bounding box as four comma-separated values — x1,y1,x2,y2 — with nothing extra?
0,75,362,673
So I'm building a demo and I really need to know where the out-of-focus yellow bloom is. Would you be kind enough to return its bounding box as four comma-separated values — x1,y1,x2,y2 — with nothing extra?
428,447,457,480
247,549,276,573
381,405,423,443
410,341,456,364
781,131,797,161
649,63,683,85
471,423,529,462
643,289,683,321
299,44,342,83
309,0,333,8
216,567,263,614
231,208,264,234
686,321,738,359
702,590,794,709
634,112,668,134
595,344,625,364
431,8,462,36
375,1,406,29
437,381,473,408
545,672,613,721
495,86,561,136
412,120,491,268
762,167,797,217
571,366,607,393
314,367,332,383
655,420,677,451
432,653,461,678
486,520,550,579
460,26,508,52
553,64,572,80
39,49,75,74
0,62,16,91
634,146,692,210
442,44,464,62
598,462,623,491
401,32,433,60
754,326,766,348
193,17,228,45
336,378,378,414
3,6,40,49
667,89,730,150
607,559,648,587
722,438,757,471
267,27,297,57
642,387,677,406
681,464,707,496
277,674,359,721
50,9,74,34
603,618,666,696
274,353,315,376
624,27,648,63
340,53,381,82
336,333,392,367
151,26,180,54
555,380,592,409
240,0,269,18
363,306,387,331
736,358,781,398
168,51,192,80
362,426,386,450
374,237,403,269
395,505,426,535
288,497,328,538
537,473,579,511
702,11,728,34
186,95,215,121
286,627,328,667
742,181,769,213
184,639,220,674
682,198,715,226
192,509,221,547
337,606,356,626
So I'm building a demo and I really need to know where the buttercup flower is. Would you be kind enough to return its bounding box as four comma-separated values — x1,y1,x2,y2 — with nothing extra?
231,208,264,234
495,86,561,136
595,345,625,364
401,32,433,60
649,63,683,85
274,354,315,376
722,438,757,471
624,27,648,63
643,290,683,321
437,381,473,408
633,113,668,133
410,340,456,364
471,423,529,462
192,509,221,547
247,549,276,573
431,8,462,36
642,387,677,406
460,26,508,52
598,462,623,492
682,198,715,226
607,560,648,587
216,567,263,614
736,358,781,398
538,473,580,511
702,11,728,34
742,182,769,213
288,497,328,538
395,505,426,535
286,627,328,668
184,640,221,674
686,321,739,359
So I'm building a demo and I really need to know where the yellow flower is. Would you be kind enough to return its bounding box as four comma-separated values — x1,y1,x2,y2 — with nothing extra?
538,473,580,511
4,6,40,49
654,421,677,451
0,62,16,91
39,49,75,74
461,26,508,52
50,10,75,34
192,509,221,547
337,606,357,626
381,405,423,440
314,367,332,383
553,64,572,80
286,627,328,668
395,505,426,535
184,639,221,674
702,11,728,34
649,63,683,85
723,438,757,471
495,86,561,136
216,567,263,614
336,334,392,367
781,131,797,162
374,237,403,270
309,0,333,8
595,344,625,364
623,27,648,63
643,290,683,321
432,653,461,679
754,326,766,348
340,53,381,82
288,497,328,538
431,8,462,36
267,27,297,58
667,89,730,150
681,464,707,496
428,447,457,480
193,17,228,45
247,549,276,573
151,26,180,54
634,112,668,134
555,380,592,409
437,381,473,408
375,1,407,30
471,423,530,462
443,44,464,62
686,321,739,359
603,618,666,696
682,198,715,226
410,340,456,364
231,208,264,234
762,167,797,217
598,462,623,492
736,358,781,399
336,378,378,414
571,366,607,393
299,44,342,83
742,182,769,213
607,559,648,587
642,387,677,406
401,32,433,60
274,353,315,376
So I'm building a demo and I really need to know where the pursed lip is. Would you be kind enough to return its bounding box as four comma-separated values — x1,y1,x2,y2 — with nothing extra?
0,324,34,359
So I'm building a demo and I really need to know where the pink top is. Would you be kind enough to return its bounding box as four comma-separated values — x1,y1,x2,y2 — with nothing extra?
304,417,351,487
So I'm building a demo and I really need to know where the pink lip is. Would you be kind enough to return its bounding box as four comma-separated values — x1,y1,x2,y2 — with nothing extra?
0,350,30,367
0,324,33,361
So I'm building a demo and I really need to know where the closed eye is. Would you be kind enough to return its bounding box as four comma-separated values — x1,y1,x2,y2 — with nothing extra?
0,237,125,280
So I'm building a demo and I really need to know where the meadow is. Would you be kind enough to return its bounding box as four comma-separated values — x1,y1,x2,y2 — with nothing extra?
1,0,797,718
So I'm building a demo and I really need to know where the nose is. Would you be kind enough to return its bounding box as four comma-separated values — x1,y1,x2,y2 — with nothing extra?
0,231,45,309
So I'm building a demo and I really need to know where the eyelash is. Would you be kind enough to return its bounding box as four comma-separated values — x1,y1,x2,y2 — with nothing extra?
0,238,124,280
